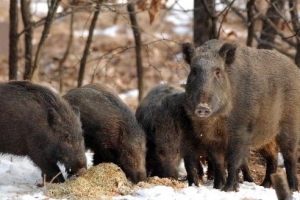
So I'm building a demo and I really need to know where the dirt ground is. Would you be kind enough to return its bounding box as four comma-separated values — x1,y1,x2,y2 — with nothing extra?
0,1,299,188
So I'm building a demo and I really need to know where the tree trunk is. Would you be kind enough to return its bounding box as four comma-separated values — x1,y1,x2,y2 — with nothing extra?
289,0,300,68
77,3,101,87
127,3,144,102
246,0,255,47
21,0,33,80
9,0,19,80
257,0,285,49
193,0,217,47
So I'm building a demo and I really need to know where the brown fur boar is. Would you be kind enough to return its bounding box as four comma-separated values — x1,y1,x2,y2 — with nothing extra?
0,81,87,183
136,83,253,189
182,39,300,191
63,83,147,184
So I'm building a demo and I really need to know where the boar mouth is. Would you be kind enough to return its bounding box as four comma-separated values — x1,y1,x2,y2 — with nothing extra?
66,167,87,178
195,103,212,117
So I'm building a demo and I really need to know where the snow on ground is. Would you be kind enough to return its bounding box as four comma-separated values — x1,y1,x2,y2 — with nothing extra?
0,153,300,200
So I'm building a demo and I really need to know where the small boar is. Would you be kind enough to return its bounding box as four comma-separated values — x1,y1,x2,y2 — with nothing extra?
182,39,300,191
63,83,147,184
0,81,87,183
136,83,253,189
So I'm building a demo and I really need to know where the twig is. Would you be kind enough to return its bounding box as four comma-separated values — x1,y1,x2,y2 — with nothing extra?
50,172,62,184
217,0,235,38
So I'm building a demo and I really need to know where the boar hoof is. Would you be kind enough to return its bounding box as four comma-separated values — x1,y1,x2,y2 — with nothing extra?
222,183,239,192
260,180,272,188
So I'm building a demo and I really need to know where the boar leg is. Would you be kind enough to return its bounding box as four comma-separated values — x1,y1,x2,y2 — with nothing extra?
222,130,252,192
184,153,202,186
208,149,226,189
240,158,254,183
276,124,299,191
258,141,278,188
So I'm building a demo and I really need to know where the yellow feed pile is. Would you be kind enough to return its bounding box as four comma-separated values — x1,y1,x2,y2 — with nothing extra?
137,176,187,190
46,163,133,199
46,163,188,199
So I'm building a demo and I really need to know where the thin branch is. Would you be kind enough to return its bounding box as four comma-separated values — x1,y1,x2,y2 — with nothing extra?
217,0,235,38
77,3,101,87
127,3,144,101
58,7,74,93
31,0,61,80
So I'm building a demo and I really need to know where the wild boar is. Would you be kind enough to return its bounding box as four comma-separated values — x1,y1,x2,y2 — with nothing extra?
0,81,87,183
63,83,147,184
182,39,300,191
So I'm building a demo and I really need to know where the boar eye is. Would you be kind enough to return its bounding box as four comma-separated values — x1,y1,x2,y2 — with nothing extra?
214,68,221,77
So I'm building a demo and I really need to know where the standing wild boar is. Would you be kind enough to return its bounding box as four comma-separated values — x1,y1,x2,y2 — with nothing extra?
136,83,253,189
182,39,300,191
0,81,87,183
63,83,147,184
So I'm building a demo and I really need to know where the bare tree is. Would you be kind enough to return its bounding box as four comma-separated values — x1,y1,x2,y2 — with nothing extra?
9,0,19,80
257,0,285,49
127,3,144,102
193,0,217,47
21,0,33,80
77,2,101,87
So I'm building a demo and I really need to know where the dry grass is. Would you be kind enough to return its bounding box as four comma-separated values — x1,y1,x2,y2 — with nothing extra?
46,163,133,199
46,162,188,199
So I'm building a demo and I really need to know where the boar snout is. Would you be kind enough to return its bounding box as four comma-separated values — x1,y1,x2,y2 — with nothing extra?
195,103,212,117
76,167,87,176
129,170,147,184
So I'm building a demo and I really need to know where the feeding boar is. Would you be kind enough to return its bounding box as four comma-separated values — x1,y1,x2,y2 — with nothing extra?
135,84,189,180
0,81,87,183
182,39,300,191
63,83,147,184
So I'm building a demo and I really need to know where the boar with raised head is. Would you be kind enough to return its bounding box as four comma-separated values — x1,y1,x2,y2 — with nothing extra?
182,39,300,191
63,83,147,184
0,81,87,183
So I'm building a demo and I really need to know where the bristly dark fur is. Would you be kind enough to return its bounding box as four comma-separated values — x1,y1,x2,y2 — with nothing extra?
0,81,87,183
63,83,147,184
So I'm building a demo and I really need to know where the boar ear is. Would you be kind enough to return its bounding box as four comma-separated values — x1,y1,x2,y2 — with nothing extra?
219,42,237,65
72,106,81,118
48,107,61,127
181,43,195,65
